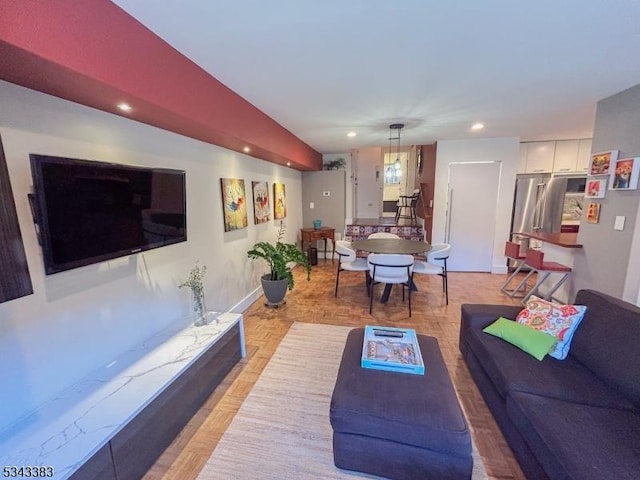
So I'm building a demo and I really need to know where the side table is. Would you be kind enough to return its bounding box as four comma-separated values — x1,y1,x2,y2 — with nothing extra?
300,227,335,262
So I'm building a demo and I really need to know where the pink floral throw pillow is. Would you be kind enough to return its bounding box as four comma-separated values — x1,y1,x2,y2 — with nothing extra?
516,296,587,360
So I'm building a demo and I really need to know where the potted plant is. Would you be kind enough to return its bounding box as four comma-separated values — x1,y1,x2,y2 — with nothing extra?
247,223,311,306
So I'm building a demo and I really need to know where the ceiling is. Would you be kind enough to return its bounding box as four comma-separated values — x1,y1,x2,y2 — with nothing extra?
110,0,640,154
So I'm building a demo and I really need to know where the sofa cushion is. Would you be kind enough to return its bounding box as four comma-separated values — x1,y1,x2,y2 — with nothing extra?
459,303,524,357
483,317,557,361
571,289,640,407
465,324,636,410
516,296,586,360
507,391,640,480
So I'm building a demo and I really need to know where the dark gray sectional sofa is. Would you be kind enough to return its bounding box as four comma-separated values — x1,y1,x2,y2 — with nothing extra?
459,289,640,480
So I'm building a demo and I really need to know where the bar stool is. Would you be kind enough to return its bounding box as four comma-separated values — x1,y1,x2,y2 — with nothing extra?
520,248,572,304
501,241,532,298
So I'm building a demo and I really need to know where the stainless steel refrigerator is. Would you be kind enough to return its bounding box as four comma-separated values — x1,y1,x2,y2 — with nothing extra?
510,174,585,260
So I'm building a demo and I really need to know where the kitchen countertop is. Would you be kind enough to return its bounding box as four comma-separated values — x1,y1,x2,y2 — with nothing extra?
513,232,583,248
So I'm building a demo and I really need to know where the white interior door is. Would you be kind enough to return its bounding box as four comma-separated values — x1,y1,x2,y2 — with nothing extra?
446,162,501,271
353,147,383,219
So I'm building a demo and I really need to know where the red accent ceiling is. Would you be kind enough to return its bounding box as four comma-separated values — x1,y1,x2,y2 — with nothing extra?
0,0,322,171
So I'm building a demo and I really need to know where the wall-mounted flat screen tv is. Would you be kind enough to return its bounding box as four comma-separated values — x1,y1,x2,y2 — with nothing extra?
30,154,187,275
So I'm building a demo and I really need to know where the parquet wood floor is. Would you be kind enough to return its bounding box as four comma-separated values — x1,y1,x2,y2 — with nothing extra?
143,261,527,480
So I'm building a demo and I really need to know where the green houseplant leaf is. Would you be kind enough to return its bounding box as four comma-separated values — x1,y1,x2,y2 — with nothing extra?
247,223,311,290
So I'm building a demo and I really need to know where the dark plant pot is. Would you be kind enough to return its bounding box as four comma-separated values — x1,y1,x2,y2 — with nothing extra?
261,274,288,307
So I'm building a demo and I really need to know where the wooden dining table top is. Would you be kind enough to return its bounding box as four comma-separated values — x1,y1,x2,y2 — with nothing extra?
351,238,432,255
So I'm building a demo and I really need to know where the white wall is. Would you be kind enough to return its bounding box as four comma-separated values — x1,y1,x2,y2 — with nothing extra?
432,137,520,273
0,81,303,430
572,83,640,303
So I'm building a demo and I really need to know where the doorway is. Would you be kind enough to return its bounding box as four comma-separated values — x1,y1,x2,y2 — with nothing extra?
445,162,501,271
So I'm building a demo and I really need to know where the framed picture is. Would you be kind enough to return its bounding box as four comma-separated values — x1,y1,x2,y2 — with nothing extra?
584,178,607,198
252,181,270,224
588,150,618,176
220,178,248,232
609,157,640,190
586,203,601,224
273,182,286,219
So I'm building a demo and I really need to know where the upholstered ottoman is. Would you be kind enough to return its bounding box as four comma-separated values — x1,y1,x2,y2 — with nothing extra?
330,328,472,480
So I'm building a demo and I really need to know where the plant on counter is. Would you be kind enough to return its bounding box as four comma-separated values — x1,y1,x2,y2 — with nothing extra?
323,157,346,170
179,262,208,324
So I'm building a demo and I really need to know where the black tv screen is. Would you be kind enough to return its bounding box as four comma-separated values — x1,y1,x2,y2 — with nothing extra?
30,154,187,275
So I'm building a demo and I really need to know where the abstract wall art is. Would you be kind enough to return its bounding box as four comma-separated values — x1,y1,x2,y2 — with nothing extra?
273,182,286,220
220,178,248,231
252,181,270,224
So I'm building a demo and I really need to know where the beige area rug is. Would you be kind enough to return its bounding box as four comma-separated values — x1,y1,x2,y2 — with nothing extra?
197,322,488,480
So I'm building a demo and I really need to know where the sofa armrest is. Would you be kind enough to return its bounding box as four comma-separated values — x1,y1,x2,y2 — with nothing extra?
459,303,523,354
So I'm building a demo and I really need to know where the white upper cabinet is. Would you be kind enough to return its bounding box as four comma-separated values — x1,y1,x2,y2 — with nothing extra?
576,139,592,173
518,139,593,174
553,140,580,173
517,143,528,173
523,141,555,173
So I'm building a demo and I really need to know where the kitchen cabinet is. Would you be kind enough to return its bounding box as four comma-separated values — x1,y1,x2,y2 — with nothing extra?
523,141,555,173
553,140,580,173
518,139,593,175
577,139,592,173
517,143,528,173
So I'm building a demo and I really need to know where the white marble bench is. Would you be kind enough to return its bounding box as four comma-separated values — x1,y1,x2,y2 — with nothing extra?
0,312,245,480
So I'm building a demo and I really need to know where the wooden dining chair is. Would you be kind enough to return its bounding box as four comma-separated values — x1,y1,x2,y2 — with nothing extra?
395,189,420,223
367,253,415,317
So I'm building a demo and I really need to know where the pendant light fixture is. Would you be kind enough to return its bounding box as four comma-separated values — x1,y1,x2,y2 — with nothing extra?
389,123,404,167
385,123,405,184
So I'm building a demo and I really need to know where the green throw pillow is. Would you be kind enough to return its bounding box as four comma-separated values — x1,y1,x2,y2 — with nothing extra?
483,317,556,361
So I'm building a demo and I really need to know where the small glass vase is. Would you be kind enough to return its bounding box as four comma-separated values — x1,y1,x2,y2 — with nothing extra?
191,289,207,326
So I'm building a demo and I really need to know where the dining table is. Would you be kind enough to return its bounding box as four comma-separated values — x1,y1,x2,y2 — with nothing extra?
351,238,431,302
351,238,432,256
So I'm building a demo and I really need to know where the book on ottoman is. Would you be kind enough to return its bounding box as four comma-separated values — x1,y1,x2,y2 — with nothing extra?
361,325,425,375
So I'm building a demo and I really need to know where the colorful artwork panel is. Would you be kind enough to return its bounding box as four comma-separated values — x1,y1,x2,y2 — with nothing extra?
585,178,607,198
220,178,248,231
252,181,270,224
586,202,601,224
589,150,618,176
273,182,286,220
609,157,640,190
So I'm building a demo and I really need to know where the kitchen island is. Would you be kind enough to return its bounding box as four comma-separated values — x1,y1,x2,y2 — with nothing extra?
514,231,583,249
512,231,583,303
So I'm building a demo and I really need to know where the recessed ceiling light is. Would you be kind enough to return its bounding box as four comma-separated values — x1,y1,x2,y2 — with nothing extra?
286,161,291,167
243,146,251,153
471,123,484,130
117,103,132,112
347,131,357,138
